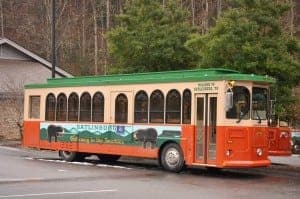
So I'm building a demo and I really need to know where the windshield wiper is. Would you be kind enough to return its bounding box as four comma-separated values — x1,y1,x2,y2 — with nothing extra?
236,111,244,123
255,110,262,123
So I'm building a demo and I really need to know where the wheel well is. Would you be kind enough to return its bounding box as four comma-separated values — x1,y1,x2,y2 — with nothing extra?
158,141,183,166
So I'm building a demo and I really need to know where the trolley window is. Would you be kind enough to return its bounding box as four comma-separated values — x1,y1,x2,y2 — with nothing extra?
68,93,79,121
252,87,268,121
134,91,148,123
45,93,55,121
29,96,40,119
166,89,181,124
182,89,191,124
92,92,104,122
80,92,91,122
150,90,164,123
226,86,250,119
56,93,67,121
115,94,128,123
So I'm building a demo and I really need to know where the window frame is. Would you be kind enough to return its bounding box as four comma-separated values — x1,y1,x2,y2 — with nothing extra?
92,92,105,122
80,92,92,122
134,90,148,123
182,89,191,124
226,86,250,120
166,89,181,124
29,95,41,119
56,93,67,121
115,93,128,124
45,93,56,121
68,92,79,121
150,90,164,123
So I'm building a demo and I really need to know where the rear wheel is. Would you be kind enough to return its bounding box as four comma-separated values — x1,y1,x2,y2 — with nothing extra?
160,143,184,173
59,151,81,162
97,154,121,163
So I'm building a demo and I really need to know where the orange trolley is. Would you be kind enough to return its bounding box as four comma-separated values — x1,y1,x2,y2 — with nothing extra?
23,68,274,172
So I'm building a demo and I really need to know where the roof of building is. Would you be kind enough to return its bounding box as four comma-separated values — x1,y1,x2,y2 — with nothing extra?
0,38,72,77
25,68,275,89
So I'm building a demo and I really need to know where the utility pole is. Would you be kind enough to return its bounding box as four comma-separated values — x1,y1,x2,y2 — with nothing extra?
51,0,56,78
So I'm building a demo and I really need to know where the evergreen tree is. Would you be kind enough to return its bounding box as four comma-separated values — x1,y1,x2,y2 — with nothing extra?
186,0,300,120
107,0,198,73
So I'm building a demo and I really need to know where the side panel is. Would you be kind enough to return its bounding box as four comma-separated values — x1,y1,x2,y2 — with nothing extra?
182,125,270,168
268,127,292,156
221,126,270,167
27,122,182,159
23,121,40,147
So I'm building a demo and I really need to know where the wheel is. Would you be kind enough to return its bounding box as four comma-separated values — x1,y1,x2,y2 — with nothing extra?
59,150,77,162
160,143,184,173
97,154,121,163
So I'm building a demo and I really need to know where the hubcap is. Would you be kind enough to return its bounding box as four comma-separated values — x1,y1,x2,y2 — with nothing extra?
62,151,72,157
165,148,179,167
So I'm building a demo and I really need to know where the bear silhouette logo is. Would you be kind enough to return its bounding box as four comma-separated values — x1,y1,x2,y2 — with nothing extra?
133,128,157,148
47,125,64,143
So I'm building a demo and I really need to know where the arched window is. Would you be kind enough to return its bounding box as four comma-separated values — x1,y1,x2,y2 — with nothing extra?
92,92,104,122
182,89,191,124
134,91,148,123
68,93,79,121
150,90,164,123
56,93,67,121
115,94,128,123
80,92,91,121
166,90,181,124
45,93,56,121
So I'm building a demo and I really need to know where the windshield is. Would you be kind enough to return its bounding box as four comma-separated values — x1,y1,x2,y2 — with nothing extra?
252,87,268,120
226,86,250,119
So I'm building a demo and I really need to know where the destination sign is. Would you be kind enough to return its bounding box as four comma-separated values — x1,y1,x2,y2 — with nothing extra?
194,82,218,92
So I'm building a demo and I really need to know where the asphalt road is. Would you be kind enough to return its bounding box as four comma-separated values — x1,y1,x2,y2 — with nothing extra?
0,145,299,199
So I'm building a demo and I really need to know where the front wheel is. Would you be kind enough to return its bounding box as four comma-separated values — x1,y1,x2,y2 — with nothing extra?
160,143,184,173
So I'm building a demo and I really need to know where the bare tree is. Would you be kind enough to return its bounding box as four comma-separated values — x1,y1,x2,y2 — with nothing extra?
217,0,222,18
91,0,99,75
1,74,25,140
191,0,195,26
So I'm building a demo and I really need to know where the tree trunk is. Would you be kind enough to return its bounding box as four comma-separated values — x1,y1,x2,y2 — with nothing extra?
290,0,294,37
106,0,110,30
92,0,98,75
0,0,4,38
217,0,222,18
205,0,209,33
191,0,195,26
82,0,86,57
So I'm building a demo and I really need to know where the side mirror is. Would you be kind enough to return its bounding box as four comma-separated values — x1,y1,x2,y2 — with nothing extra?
225,91,233,111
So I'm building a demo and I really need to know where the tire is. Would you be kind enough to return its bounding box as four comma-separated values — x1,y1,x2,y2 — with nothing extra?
97,154,121,163
59,150,77,162
160,143,184,173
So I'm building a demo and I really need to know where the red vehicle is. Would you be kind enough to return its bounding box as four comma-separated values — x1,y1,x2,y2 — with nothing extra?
23,68,274,172
268,119,292,156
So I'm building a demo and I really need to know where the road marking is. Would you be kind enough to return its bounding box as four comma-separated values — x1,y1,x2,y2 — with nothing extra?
25,157,133,170
0,146,20,151
0,189,117,198
0,178,45,183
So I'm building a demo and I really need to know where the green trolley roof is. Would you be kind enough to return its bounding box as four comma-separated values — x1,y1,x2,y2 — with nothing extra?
25,68,275,89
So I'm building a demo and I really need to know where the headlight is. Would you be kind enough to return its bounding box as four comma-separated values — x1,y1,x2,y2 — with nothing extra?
226,150,232,156
280,132,288,138
256,148,263,156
